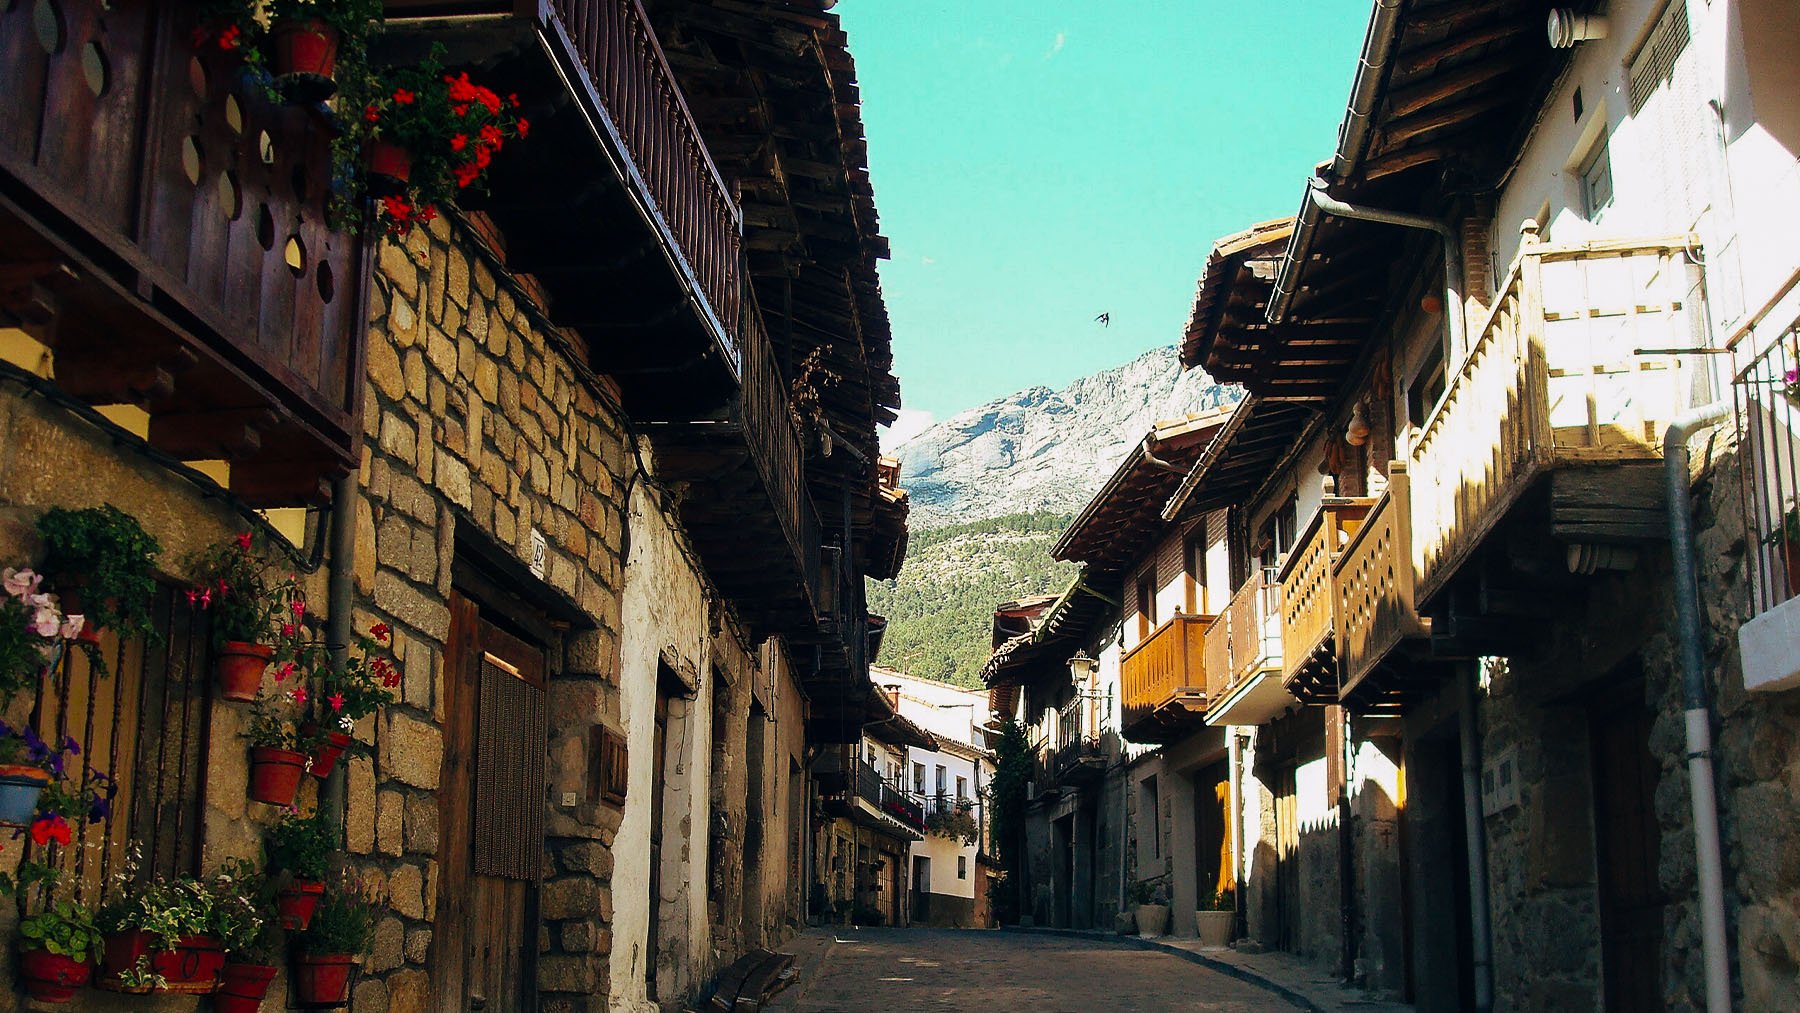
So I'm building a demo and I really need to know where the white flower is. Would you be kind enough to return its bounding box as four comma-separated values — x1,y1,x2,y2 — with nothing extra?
2,567,39,599
60,614,84,639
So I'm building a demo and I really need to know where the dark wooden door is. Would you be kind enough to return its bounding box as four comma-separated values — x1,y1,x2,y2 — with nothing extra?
436,592,546,1013
1591,692,1664,1012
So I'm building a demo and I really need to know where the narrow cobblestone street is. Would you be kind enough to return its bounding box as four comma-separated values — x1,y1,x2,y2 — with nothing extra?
783,928,1300,1011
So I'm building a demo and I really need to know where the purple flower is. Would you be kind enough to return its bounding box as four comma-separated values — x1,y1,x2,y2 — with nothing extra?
62,736,79,757
88,797,110,824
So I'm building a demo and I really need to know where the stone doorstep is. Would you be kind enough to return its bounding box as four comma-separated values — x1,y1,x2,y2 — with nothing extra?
756,928,841,1011
1001,927,1416,1013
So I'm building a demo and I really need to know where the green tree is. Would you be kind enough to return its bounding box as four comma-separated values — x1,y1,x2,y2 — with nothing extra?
988,717,1032,925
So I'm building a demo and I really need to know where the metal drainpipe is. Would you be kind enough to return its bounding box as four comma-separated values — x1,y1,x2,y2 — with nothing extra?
1228,730,1246,942
1299,180,1467,361
321,470,359,825
1459,665,1494,1013
1665,401,1733,1013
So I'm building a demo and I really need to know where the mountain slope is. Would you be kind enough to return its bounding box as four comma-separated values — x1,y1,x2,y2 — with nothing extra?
892,345,1237,529
866,512,1076,688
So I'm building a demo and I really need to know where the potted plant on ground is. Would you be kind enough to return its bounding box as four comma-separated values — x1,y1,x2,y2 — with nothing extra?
190,532,307,702
1195,886,1235,948
1130,879,1170,938
267,807,338,929
36,504,161,652
5,858,100,1004
96,875,226,993
294,620,398,777
211,858,281,1012
292,876,380,1005
353,47,529,236
243,686,319,807
1,566,93,703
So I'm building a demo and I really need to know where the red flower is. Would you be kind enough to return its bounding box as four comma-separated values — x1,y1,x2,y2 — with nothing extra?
453,162,482,188
507,93,520,108
450,134,468,153
218,24,241,50
328,692,345,712
30,815,71,848
416,204,438,224
235,532,254,551
478,124,504,149
370,622,391,642
364,104,381,124
392,87,415,105
516,119,530,139
473,146,492,170
381,194,412,222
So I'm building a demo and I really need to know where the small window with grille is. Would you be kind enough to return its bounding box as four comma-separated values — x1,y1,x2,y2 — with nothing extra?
1578,138,1615,221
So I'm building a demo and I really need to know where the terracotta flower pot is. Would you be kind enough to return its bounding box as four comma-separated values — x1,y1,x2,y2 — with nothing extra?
292,953,357,1005
215,962,278,1012
367,139,414,186
101,930,225,987
303,724,353,779
270,19,340,102
0,764,51,826
19,949,91,1003
216,641,273,702
277,878,326,930
248,747,307,806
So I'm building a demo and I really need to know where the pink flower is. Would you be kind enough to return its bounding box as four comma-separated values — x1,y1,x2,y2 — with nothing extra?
30,607,60,638
235,532,253,551
275,661,295,683
2,567,39,599
59,615,84,639
290,600,305,618
282,623,296,638
199,589,212,608
290,687,308,706
328,692,344,712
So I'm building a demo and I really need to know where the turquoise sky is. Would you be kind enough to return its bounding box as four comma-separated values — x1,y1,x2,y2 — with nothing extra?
835,2,1373,440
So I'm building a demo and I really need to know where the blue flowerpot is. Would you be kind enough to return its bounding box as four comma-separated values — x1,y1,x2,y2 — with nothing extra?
0,768,50,826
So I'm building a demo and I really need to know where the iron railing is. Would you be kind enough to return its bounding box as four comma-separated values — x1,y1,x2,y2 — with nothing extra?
1732,311,1800,614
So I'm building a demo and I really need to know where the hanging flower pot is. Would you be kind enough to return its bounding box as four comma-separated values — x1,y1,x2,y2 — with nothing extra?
302,724,353,779
277,878,326,930
0,764,51,826
247,747,307,806
216,641,274,702
214,962,278,1013
269,19,341,103
19,949,91,1003
291,953,357,1005
367,138,414,188
100,931,226,990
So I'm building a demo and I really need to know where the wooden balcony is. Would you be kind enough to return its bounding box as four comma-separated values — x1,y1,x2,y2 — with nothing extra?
1334,464,1431,711
1408,232,1702,627
1277,497,1373,704
1203,573,1289,726
0,0,368,504
382,0,744,418
1120,614,1214,743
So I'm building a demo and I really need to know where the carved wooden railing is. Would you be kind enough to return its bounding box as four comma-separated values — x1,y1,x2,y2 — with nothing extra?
1409,231,1703,604
545,0,743,362
1204,573,1282,708
1121,614,1213,730
737,288,821,610
1335,464,1429,697
1278,498,1373,688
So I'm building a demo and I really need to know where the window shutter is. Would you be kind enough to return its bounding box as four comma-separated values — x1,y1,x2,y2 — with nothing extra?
589,725,628,807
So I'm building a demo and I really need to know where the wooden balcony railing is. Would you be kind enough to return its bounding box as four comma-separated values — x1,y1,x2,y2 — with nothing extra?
1278,498,1373,700
1335,463,1429,701
1,0,367,503
1409,230,1704,605
736,290,821,613
1121,614,1213,731
1205,573,1283,706
856,759,924,832
544,0,742,359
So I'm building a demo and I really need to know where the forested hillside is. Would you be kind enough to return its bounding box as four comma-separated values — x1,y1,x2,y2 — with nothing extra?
866,511,1076,688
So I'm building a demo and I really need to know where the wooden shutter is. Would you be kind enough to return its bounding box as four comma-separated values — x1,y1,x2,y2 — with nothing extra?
471,626,547,882
588,725,628,807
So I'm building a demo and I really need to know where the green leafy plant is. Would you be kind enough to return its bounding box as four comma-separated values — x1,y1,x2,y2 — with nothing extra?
117,957,168,991
1197,886,1235,912
924,799,980,846
209,858,278,963
266,808,339,882
188,533,308,649
243,685,322,752
294,620,399,726
988,717,1031,924
20,898,103,963
351,46,529,236
36,505,162,642
1762,503,1800,548
97,876,216,950
296,877,381,956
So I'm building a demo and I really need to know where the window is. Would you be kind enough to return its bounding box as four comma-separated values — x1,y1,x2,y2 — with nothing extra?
1183,530,1207,614
935,764,947,797
1136,572,1156,638
1579,138,1614,220
955,775,967,800
912,761,925,794
957,856,968,880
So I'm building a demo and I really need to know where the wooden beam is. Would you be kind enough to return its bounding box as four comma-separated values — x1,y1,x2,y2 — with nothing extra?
1395,20,1530,75
1374,92,1515,155
1385,56,1520,120
148,408,278,461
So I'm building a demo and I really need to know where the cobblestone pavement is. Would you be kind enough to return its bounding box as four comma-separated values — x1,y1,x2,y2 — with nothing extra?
787,928,1301,1011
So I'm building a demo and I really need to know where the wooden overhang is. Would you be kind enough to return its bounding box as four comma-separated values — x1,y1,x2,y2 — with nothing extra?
980,569,1114,690
644,0,901,569
1255,0,1570,404
991,595,1056,649
1161,396,1317,524
378,0,747,421
864,455,909,581
1,0,371,505
1053,406,1236,571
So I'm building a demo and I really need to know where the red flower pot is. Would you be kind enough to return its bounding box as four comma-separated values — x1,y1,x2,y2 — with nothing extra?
248,747,307,806
277,878,326,930
367,139,414,185
216,641,273,702
101,931,225,987
303,725,353,779
292,953,356,1005
19,949,91,1003
270,19,340,102
215,962,278,1012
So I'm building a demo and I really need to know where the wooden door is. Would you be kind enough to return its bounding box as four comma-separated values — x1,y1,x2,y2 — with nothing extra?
436,592,547,1013
1591,692,1664,1012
